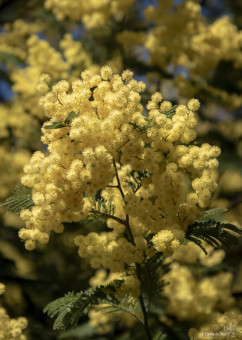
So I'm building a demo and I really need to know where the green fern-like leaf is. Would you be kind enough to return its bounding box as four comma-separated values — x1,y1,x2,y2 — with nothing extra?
43,282,122,330
139,252,170,299
199,208,228,223
46,292,82,330
163,105,178,119
126,251,170,303
186,220,242,255
95,294,142,323
0,185,34,214
85,197,116,223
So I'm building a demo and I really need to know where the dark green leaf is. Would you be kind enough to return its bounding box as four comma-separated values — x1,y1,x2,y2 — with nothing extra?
43,282,123,330
44,121,66,129
186,220,242,254
163,105,178,119
65,111,78,125
0,185,33,214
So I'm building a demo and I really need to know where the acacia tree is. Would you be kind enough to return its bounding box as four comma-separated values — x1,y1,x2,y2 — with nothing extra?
0,1,242,339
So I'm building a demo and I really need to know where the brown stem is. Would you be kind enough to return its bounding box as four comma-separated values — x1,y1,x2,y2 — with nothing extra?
112,159,152,340
116,139,130,152
112,159,125,201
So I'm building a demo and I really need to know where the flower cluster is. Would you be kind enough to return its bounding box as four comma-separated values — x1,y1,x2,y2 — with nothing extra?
44,0,135,29
0,20,43,60
0,283,28,340
163,244,235,321
10,34,69,119
19,67,220,271
118,0,242,109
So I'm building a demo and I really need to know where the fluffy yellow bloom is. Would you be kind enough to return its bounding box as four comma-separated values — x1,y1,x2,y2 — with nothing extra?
0,147,31,228
18,68,220,278
44,0,135,29
0,283,28,340
118,1,242,109
164,263,235,321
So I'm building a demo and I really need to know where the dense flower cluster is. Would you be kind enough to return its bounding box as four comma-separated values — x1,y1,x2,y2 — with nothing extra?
19,67,220,269
44,0,135,29
0,20,43,60
0,283,28,340
118,0,242,109
164,264,234,320
163,243,242,339
11,34,69,119
0,103,39,146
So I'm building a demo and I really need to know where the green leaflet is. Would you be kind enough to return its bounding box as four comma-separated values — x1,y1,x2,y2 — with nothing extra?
0,184,34,214
43,282,123,331
139,252,170,299
44,288,142,332
125,251,171,308
185,208,241,254
198,208,228,223
44,121,66,129
84,197,116,224
44,111,78,130
129,104,178,133
186,220,242,255
65,111,77,125
95,295,142,323
163,105,178,119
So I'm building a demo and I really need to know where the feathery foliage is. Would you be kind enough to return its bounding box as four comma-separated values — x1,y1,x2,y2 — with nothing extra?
139,252,171,299
186,209,242,255
85,197,116,223
96,294,142,323
198,208,228,223
0,184,34,214
43,282,123,330
44,250,172,331
125,251,170,302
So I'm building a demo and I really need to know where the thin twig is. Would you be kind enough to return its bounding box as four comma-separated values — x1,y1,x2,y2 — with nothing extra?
112,159,152,340
91,209,126,225
116,139,130,152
